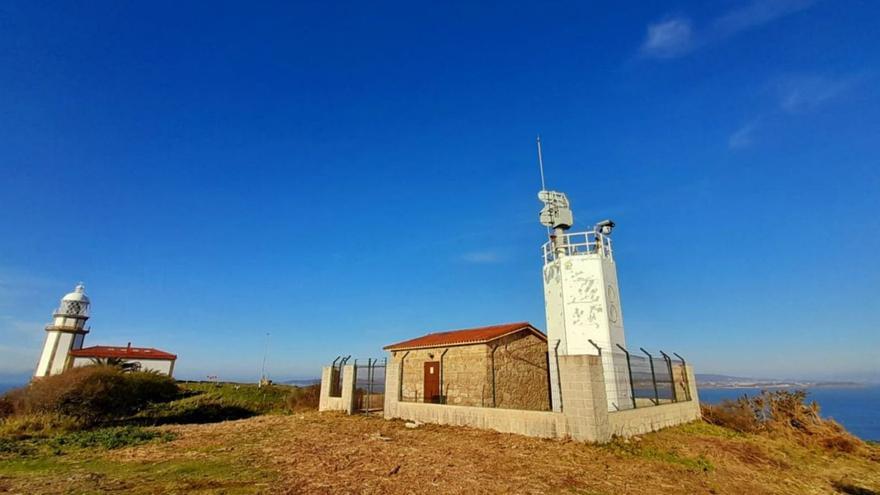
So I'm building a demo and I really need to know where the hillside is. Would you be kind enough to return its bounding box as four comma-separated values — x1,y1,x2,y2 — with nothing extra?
1,410,878,494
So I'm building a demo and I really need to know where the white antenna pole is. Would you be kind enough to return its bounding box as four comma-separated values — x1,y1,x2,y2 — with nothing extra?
260,332,270,383
537,135,551,235
537,135,547,191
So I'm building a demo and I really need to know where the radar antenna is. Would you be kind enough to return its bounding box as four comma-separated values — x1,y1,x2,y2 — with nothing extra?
535,136,574,231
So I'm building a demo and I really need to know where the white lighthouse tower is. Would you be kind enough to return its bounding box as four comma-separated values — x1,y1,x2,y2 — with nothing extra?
538,144,631,411
34,283,91,378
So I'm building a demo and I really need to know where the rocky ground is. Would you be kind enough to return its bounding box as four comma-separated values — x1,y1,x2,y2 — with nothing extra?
1,411,879,494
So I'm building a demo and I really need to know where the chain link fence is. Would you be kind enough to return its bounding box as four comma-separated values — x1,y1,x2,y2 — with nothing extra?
558,344,693,412
354,358,386,412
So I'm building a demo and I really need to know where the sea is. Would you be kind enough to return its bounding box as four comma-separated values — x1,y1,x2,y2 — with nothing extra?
699,386,880,441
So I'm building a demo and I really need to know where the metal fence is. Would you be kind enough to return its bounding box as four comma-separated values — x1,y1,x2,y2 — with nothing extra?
601,345,691,411
354,358,386,412
328,355,350,397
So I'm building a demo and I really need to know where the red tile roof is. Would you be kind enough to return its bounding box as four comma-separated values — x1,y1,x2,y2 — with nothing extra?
383,322,545,351
69,345,177,360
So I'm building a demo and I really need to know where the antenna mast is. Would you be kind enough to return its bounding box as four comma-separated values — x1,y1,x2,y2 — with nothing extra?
537,135,547,191
259,332,270,386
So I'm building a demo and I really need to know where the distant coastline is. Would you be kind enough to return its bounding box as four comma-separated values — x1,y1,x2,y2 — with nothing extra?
695,374,868,390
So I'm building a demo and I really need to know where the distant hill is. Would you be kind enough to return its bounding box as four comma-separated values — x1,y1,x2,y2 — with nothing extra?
280,378,320,386
696,374,864,389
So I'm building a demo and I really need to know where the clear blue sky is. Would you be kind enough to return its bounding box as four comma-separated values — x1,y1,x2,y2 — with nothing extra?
1,1,878,383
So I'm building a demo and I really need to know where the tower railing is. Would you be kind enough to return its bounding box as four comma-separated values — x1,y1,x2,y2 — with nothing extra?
541,231,613,264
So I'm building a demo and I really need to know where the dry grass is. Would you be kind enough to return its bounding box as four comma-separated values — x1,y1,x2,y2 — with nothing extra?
1,411,878,494
701,390,867,456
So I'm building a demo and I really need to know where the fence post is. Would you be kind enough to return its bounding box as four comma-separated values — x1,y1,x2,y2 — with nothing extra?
616,344,637,409
640,348,660,406
439,348,449,405
367,358,374,411
660,351,676,402
553,340,564,412
398,351,410,401
673,352,690,401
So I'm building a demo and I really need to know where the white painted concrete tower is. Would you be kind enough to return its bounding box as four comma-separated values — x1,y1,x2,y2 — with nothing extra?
539,193,632,411
34,283,90,378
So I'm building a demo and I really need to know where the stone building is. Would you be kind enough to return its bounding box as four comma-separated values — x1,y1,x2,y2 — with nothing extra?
383,322,550,411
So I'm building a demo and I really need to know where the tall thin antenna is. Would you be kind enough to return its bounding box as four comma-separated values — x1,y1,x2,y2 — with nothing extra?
536,135,547,191
260,332,270,385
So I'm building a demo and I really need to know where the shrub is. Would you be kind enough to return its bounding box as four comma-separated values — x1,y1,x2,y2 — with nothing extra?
287,384,320,411
701,390,865,454
0,396,14,419
4,366,179,426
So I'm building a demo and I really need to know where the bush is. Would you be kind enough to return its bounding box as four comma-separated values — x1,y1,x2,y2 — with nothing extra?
4,366,179,427
701,389,865,454
287,384,320,411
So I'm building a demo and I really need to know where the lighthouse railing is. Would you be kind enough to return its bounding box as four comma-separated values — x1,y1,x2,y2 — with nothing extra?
541,231,613,264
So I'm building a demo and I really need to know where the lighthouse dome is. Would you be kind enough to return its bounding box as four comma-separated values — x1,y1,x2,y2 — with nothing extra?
58,283,90,316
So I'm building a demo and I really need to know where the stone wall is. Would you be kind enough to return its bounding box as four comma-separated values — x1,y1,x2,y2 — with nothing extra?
390,345,491,406
492,332,550,411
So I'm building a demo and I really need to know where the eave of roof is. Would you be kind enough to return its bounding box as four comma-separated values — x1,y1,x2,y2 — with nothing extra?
383,322,545,351
69,345,177,360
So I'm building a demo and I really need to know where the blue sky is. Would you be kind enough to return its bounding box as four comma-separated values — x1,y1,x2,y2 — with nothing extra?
1,1,878,383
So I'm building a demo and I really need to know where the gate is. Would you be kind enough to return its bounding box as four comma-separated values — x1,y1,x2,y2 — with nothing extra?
354,358,386,413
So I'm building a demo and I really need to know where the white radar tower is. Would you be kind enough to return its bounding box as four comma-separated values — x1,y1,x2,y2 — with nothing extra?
536,138,631,411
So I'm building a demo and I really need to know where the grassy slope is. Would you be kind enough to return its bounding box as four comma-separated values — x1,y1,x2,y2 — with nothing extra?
1,411,878,495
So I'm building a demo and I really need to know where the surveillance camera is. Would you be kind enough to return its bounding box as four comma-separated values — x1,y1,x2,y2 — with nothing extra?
594,219,615,235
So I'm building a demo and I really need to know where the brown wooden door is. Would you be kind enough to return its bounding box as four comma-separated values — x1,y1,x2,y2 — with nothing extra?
423,361,440,403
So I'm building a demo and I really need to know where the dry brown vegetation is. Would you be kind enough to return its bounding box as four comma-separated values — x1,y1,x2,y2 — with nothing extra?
1,409,878,494
701,390,869,456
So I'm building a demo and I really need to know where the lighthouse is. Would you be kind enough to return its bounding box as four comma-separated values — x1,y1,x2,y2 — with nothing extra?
34,283,91,378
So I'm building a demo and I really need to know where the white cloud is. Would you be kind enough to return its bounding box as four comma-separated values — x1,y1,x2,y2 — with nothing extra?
711,0,816,38
728,121,759,149
775,74,859,113
641,0,817,59
640,18,694,59
461,250,505,264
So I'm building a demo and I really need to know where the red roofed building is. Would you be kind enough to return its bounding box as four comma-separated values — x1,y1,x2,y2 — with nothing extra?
384,322,549,410
69,344,177,376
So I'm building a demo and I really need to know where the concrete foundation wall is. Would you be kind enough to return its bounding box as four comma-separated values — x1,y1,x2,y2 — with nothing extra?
608,365,701,437
389,401,566,438
318,364,356,413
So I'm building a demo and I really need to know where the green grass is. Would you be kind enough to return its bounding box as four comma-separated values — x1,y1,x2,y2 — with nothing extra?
128,381,304,426
178,382,294,413
52,426,175,450
0,426,175,460
605,440,715,473
673,421,742,439
0,455,274,494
